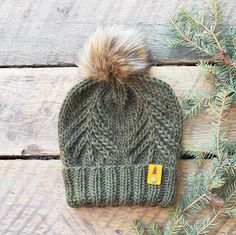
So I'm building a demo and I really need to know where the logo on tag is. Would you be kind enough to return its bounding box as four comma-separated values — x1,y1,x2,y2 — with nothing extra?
147,164,163,185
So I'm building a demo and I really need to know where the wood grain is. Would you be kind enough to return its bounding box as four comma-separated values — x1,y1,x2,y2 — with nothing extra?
0,0,236,66
0,160,235,235
0,66,236,156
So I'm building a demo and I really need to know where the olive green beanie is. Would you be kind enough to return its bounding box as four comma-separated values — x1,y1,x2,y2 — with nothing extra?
58,27,183,207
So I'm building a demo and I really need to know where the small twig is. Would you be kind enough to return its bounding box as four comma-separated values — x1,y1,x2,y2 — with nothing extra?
217,50,236,66
215,93,227,159
182,193,207,213
206,94,229,191
201,6,206,25
212,0,219,33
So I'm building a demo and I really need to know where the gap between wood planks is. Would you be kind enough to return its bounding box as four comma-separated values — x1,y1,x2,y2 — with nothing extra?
0,62,198,68
0,155,204,160
1,66,236,157
0,155,60,160
1,159,235,235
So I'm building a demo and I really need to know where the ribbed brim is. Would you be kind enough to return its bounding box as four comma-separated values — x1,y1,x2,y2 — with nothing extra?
63,164,176,207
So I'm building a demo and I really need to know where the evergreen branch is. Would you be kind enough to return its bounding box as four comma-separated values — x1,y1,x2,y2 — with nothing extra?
146,223,162,235
182,223,193,235
171,0,236,66
183,95,215,120
196,209,221,234
214,92,228,159
177,92,233,233
181,7,223,51
196,187,236,234
164,93,231,233
226,187,236,202
179,95,230,215
169,17,213,56
167,1,235,233
182,193,207,213
217,50,236,66
168,210,197,235
204,93,231,191
183,144,215,164
169,210,181,235
133,1,236,234
169,210,186,235
132,219,146,235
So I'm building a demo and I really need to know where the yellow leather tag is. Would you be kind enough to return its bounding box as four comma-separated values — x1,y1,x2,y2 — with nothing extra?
147,164,163,185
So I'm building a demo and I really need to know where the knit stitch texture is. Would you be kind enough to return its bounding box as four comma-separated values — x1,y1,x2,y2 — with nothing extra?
58,76,182,207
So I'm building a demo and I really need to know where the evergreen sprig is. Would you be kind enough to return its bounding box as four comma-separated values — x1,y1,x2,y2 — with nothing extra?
133,0,236,234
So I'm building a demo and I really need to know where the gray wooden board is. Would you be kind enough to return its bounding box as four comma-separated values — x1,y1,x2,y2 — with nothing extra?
0,0,236,66
0,160,235,235
0,66,236,156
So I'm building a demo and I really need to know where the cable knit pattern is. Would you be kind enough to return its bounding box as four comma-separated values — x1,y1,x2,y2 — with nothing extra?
58,75,183,207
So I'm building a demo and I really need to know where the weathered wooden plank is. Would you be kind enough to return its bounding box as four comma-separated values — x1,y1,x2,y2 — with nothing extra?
0,160,235,235
0,66,236,156
0,0,236,66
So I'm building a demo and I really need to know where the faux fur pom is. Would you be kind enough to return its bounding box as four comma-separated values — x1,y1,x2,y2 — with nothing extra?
78,27,151,83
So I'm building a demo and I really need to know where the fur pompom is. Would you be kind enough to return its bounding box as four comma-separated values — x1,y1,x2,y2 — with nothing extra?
78,27,151,83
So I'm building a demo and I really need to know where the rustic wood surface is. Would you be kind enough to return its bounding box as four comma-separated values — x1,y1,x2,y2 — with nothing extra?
0,0,236,66
1,1,236,234
1,66,236,156
0,160,235,235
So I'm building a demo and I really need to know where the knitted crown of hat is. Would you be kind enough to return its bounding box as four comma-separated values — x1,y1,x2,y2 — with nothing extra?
58,27,183,207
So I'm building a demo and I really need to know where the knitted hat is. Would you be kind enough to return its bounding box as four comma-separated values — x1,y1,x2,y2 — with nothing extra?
58,27,183,207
